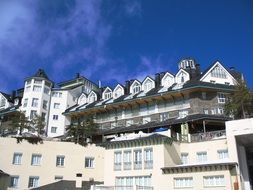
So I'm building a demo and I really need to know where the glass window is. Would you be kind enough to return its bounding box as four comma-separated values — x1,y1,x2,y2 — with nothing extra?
114,151,122,171
26,80,31,85
211,66,227,79
203,175,225,187
197,152,207,163
181,153,188,164
26,86,31,92
218,149,229,159
30,110,37,119
33,85,42,92
85,157,94,168
134,149,142,170
43,100,48,110
28,176,39,188
217,93,226,103
123,150,132,170
54,103,60,109
32,98,39,107
9,176,19,188
31,154,42,166
174,177,193,188
53,115,58,120
13,153,22,165
34,80,42,84
133,83,141,94
144,79,153,92
23,98,28,108
44,87,50,95
56,155,65,167
144,148,153,169
51,127,57,133
42,112,46,121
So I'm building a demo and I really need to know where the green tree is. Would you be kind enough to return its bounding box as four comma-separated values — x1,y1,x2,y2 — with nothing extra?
225,80,253,119
10,111,31,135
31,114,46,136
66,116,98,146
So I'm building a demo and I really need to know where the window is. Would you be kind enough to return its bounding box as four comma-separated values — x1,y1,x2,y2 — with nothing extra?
85,157,94,168
31,154,42,166
203,175,225,187
51,127,57,133
103,88,112,100
114,151,122,171
174,177,193,188
0,96,6,107
218,149,229,159
44,87,50,95
211,65,227,79
116,176,151,189
9,176,19,188
181,153,188,164
30,110,37,119
26,80,31,85
55,176,63,181
34,79,42,84
42,112,46,120
132,82,141,94
197,152,207,163
160,112,169,121
53,115,59,120
144,148,153,169
52,92,62,98
88,93,96,103
143,79,153,92
32,98,39,107
28,176,39,188
23,98,28,107
33,85,42,92
134,149,142,170
179,110,188,118
123,150,132,170
13,153,22,165
217,93,226,103
26,86,31,92
42,100,48,110
143,117,151,124
54,103,60,109
203,109,209,114
56,155,65,167
114,86,123,99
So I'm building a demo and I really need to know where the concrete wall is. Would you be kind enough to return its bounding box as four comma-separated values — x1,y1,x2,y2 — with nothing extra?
0,137,104,190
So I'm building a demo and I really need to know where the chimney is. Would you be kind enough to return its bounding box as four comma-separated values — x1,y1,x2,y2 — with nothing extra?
76,173,82,188
195,64,201,77
76,73,80,79
125,80,130,94
155,73,161,88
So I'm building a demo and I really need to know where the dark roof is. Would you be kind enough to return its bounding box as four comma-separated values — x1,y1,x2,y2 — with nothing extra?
99,114,231,135
0,92,12,102
31,180,103,190
33,69,49,80
0,170,9,176
58,76,98,88
0,105,19,116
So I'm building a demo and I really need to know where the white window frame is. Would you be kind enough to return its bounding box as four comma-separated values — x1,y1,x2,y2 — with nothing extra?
28,176,39,188
85,157,95,168
32,98,39,107
203,175,225,187
123,150,132,170
13,153,22,165
196,151,207,163
31,154,42,166
53,115,59,120
144,148,153,169
134,149,142,170
33,85,42,92
23,98,28,108
217,93,226,104
9,176,19,188
114,151,122,171
181,153,189,164
174,177,193,188
56,155,65,167
54,103,60,109
217,149,229,160
51,127,57,133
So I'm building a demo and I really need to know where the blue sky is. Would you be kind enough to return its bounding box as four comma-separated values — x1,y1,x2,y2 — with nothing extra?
0,0,253,92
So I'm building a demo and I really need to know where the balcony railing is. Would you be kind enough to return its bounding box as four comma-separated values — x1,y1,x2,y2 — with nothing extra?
144,161,153,169
134,161,142,170
191,130,226,142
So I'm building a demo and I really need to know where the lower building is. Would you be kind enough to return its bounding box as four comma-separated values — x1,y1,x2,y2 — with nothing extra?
0,138,104,190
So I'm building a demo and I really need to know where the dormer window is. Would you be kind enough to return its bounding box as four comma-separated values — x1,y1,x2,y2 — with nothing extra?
176,69,189,84
133,83,141,94
88,92,97,103
181,75,185,83
161,73,174,87
142,77,154,93
102,87,112,100
78,94,87,105
113,85,124,99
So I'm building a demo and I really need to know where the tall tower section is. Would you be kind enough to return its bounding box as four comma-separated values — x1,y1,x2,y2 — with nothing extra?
21,69,53,125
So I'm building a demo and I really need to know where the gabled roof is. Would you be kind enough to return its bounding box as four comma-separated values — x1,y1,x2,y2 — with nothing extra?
0,91,12,102
0,105,19,116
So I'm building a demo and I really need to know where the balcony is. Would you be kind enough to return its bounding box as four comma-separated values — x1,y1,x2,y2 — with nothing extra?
190,130,226,142
134,161,142,170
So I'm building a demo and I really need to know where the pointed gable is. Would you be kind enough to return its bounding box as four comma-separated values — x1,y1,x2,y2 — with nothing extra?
113,84,124,99
200,61,237,85
88,91,97,103
142,76,155,92
175,69,190,84
130,80,141,94
78,93,87,105
161,72,175,87
102,87,112,100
